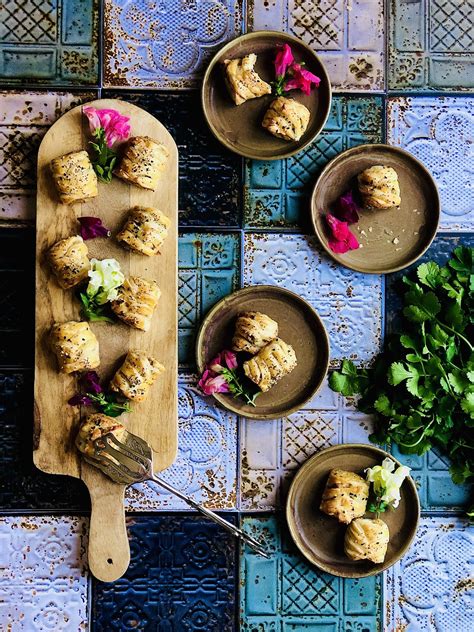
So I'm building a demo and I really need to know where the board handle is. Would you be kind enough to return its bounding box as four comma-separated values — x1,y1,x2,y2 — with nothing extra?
87,478,130,582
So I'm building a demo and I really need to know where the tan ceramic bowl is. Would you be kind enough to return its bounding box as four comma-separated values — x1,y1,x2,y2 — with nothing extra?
201,31,332,160
286,444,420,577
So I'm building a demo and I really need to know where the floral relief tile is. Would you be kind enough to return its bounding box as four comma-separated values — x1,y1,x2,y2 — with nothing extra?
248,0,385,91
244,96,383,229
125,374,238,510
389,0,474,91
104,0,243,88
0,0,99,85
0,515,89,631
384,517,474,631
243,233,383,367
388,96,474,231
240,516,381,630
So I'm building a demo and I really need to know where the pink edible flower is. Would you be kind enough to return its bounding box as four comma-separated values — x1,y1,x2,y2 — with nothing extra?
274,43,294,78
223,350,238,371
198,371,230,395
284,63,321,95
83,106,130,148
78,216,111,240
325,213,359,254
209,349,238,373
209,354,225,373
336,190,360,224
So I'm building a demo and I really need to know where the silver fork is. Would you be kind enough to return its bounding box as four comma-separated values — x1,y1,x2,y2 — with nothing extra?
85,429,269,558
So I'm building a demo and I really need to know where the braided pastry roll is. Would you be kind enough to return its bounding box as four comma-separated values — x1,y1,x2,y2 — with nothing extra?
243,337,297,392
344,518,390,564
320,469,369,524
114,136,169,190
111,276,161,331
117,206,170,256
50,150,98,205
76,414,126,459
50,321,100,374
357,165,401,209
232,311,278,354
223,54,271,105
262,97,310,141
110,350,164,402
47,235,90,289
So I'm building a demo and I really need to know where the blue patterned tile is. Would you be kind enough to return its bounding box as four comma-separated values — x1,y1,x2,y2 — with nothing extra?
244,96,383,229
103,91,242,227
389,0,474,91
248,0,384,91
92,515,237,631
385,518,474,631
243,233,383,367
388,97,474,231
0,0,99,85
240,516,381,631
104,0,242,88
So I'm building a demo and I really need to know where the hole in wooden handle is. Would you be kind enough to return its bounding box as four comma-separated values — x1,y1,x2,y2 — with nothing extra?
107,558,113,565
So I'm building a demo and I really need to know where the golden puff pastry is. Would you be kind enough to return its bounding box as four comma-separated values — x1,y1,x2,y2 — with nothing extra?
243,337,297,392
50,321,100,374
344,518,390,564
223,54,272,105
110,350,165,402
75,413,126,459
262,97,310,142
357,165,401,209
114,136,169,190
47,235,90,289
320,469,369,524
232,311,278,354
110,276,161,332
50,150,98,205
117,206,170,256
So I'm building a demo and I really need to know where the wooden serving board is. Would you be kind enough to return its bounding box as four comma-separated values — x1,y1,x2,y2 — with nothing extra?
34,99,178,581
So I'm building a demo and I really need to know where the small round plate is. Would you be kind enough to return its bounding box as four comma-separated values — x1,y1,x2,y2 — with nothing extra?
196,285,330,420
201,31,332,160
286,444,420,578
311,144,440,274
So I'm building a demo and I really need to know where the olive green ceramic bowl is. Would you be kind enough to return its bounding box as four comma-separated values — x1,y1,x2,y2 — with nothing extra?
286,444,420,578
201,31,332,160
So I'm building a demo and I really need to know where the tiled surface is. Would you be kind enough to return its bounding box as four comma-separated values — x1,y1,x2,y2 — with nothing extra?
240,515,381,630
0,0,99,85
389,0,474,91
0,516,88,631
126,374,238,510
92,515,237,631
388,96,474,232
240,378,374,510
103,0,242,88
244,96,383,229
243,233,383,367
249,0,385,91
384,517,474,631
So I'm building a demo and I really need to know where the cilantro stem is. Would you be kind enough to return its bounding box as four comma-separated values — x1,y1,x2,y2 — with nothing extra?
435,318,473,351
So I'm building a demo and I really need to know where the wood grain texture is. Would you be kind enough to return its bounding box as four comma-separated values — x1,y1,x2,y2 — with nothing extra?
34,99,178,580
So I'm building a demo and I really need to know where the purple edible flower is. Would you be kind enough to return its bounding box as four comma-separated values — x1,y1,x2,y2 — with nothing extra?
78,217,111,241
335,190,360,224
79,371,103,395
68,393,94,407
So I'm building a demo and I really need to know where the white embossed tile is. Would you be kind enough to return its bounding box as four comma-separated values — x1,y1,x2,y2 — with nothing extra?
0,516,88,631
385,518,474,631
240,377,374,510
243,233,383,367
388,96,474,231
125,374,238,510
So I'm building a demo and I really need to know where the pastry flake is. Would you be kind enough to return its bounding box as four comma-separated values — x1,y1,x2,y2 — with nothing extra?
110,350,165,402
114,136,169,190
243,337,297,392
357,165,401,209
76,413,126,459
50,321,100,374
232,311,278,354
47,235,90,289
262,97,310,141
319,469,369,524
50,150,98,205
110,276,161,331
223,54,271,105
344,517,390,564
117,206,171,256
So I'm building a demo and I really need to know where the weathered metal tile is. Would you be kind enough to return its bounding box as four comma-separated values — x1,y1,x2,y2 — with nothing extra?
384,517,474,631
244,96,383,229
389,0,474,91
240,378,375,511
240,516,381,630
388,97,474,232
248,0,385,91
103,0,242,88
0,0,99,85
0,515,88,630
0,91,97,221
102,91,242,227
92,514,237,631
243,233,383,366
125,374,237,510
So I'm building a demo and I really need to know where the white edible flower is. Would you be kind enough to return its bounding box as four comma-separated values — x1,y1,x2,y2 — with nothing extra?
365,457,410,509
87,258,125,304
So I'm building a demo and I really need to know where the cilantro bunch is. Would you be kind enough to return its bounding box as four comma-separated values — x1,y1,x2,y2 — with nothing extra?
329,246,474,486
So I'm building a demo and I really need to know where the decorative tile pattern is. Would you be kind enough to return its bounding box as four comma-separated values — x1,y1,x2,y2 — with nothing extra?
0,516,88,631
388,96,474,232
178,233,240,365
389,0,474,90
240,516,381,630
248,0,385,91
126,374,237,510
0,0,99,85
385,517,474,631
92,515,237,631
243,233,383,366
104,0,242,88
244,96,383,229
240,378,375,510
0,92,97,221
102,91,242,227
